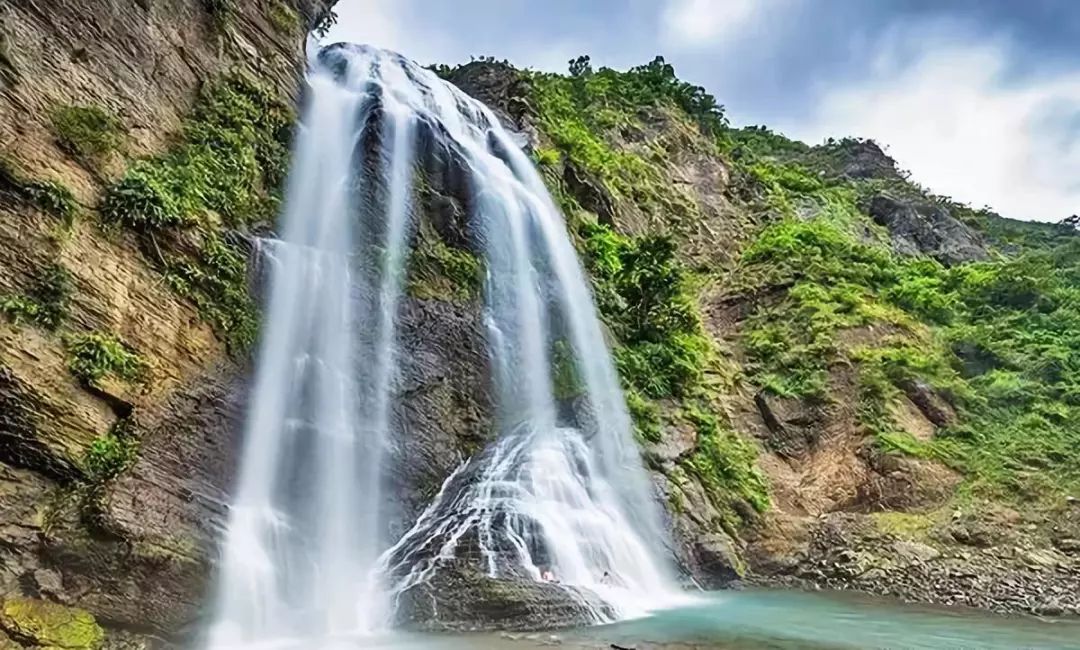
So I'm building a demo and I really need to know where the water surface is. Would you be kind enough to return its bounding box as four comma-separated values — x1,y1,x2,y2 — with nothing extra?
403,589,1080,650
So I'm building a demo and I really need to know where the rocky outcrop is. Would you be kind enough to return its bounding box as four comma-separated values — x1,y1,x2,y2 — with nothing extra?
750,509,1080,617
0,0,331,644
866,194,989,265
395,562,613,632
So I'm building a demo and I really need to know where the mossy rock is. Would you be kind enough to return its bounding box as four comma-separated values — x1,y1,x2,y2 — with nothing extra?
0,598,104,649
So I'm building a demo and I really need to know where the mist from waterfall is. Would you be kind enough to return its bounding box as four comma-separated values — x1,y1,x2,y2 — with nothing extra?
204,43,681,648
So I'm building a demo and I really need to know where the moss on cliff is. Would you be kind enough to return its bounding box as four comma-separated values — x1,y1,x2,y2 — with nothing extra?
0,598,104,649
0,262,73,330
0,157,78,226
51,104,124,166
101,72,292,351
407,225,483,302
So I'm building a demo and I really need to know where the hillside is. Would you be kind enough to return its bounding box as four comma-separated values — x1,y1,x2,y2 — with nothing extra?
440,54,1080,614
0,8,1078,646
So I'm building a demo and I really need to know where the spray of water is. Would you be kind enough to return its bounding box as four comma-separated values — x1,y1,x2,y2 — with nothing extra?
204,43,683,648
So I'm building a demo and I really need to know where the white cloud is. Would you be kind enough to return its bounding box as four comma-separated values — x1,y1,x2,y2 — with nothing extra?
323,0,453,63
782,29,1080,222
660,0,780,48
323,0,583,72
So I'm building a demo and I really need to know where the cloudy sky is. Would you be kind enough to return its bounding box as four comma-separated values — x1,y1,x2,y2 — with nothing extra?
325,0,1080,222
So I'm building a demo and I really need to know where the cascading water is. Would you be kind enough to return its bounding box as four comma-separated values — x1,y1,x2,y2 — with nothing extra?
366,47,683,621
204,47,417,648
205,42,682,648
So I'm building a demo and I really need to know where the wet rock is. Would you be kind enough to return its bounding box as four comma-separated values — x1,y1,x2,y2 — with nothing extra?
687,533,743,588
865,195,988,265
395,563,613,632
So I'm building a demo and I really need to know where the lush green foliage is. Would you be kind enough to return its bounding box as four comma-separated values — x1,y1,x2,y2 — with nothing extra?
578,221,709,399
527,60,768,514
101,73,291,351
683,405,770,520
102,74,291,231
735,206,1080,498
51,104,123,164
66,332,147,386
0,263,73,330
84,422,139,483
528,64,701,225
164,234,258,351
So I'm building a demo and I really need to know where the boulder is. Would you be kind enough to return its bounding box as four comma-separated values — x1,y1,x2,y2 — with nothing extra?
866,195,988,265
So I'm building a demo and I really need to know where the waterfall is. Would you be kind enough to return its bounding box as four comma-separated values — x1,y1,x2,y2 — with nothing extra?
204,43,681,648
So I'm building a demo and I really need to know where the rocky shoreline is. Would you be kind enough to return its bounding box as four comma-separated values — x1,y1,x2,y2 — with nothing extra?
745,510,1080,617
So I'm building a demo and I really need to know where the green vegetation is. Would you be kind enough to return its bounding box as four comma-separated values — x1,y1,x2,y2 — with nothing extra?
51,104,123,164
551,339,584,401
102,74,291,230
163,233,259,351
407,228,483,302
268,0,300,32
1,157,78,225
84,419,139,483
527,59,704,228
725,130,1080,500
525,54,1080,515
682,405,770,524
66,332,147,386
577,221,709,400
0,598,104,650
0,263,73,330
524,57,770,515
101,73,292,350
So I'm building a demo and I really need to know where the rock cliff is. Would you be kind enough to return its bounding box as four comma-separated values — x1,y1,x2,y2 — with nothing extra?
0,1,332,646
1,8,1078,648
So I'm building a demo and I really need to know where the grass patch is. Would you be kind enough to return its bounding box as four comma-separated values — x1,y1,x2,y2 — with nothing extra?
871,510,936,540
268,0,300,32
0,263,73,330
66,332,147,386
51,104,123,165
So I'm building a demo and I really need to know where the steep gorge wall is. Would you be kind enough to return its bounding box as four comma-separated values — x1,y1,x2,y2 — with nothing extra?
0,1,332,645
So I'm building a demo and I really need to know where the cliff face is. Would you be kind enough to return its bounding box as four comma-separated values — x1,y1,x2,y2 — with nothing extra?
1,9,1079,647
0,1,332,645
442,58,1080,616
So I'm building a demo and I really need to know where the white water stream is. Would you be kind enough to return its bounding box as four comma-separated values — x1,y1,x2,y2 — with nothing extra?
204,44,681,649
